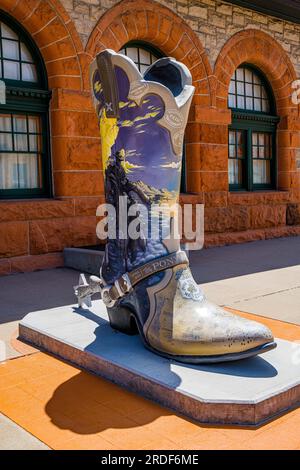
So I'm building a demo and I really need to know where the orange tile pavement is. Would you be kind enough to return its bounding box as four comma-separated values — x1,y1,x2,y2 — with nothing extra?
0,310,300,450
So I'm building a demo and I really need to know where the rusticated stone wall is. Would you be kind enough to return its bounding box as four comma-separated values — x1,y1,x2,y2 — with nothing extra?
62,0,300,74
0,0,300,275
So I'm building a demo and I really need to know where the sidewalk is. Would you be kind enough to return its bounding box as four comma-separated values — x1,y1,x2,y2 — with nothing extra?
0,268,79,360
191,235,300,325
0,236,300,449
0,413,48,450
1,236,299,361
1,316,300,450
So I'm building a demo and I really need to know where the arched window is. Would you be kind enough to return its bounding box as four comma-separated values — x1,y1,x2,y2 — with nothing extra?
119,41,187,193
120,41,161,74
228,65,279,191
0,12,51,199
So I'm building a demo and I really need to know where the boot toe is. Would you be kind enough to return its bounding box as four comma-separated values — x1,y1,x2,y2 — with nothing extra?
203,304,275,354
170,300,275,357
226,317,274,353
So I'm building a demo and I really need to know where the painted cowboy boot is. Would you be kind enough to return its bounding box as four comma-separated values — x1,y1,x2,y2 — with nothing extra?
78,49,276,363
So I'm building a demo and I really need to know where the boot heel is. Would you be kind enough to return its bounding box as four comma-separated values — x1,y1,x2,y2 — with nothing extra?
107,305,138,335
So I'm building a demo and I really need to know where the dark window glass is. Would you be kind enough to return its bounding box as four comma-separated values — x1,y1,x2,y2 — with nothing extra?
0,113,43,189
228,65,278,191
228,66,270,113
228,129,246,186
0,22,38,83
252,132,272,185
0,14,51,199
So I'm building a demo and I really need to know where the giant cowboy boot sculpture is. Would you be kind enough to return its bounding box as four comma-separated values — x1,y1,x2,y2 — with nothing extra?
75,49,276,363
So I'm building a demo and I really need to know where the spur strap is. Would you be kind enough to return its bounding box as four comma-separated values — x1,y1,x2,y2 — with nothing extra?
101,251,189,307
96,50,119,118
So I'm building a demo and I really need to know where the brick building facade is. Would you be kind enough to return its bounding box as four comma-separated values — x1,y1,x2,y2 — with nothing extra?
0,0,300,275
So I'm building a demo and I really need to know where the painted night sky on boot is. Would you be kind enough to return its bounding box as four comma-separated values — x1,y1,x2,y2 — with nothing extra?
93,65,181,197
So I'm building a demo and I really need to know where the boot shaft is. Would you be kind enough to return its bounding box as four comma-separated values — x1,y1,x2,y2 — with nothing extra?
90,50,194,281
73,50,277,365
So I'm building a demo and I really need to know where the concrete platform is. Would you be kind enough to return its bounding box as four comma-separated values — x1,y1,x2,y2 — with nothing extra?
19,301,300,426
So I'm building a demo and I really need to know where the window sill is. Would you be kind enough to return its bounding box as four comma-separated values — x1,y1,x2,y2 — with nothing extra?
179,193,203,203
229,190,289,195
228,189,290,204
0,198,74,222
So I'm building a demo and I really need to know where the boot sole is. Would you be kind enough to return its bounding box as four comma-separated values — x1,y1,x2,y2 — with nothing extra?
107,305,277,364
144,341,277,364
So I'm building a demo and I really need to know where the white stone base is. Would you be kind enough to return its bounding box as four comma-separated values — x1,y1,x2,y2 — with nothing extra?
19,300,300,425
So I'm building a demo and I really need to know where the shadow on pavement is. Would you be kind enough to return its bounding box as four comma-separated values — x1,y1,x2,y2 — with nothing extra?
184,356,277,378
44,370,172,435
0,268,81,324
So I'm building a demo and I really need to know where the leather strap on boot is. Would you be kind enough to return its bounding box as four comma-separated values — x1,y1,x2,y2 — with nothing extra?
101,251,189,307
96,50,120,118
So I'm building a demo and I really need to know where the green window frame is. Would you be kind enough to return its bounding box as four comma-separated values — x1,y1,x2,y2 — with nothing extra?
0,11,51,199
228,64,279,191
119,40,188,193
